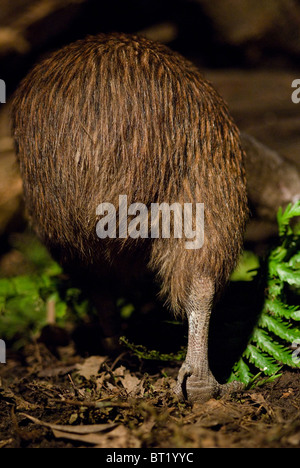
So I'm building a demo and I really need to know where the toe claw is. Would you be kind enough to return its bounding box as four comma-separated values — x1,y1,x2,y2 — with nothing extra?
174,364,244,403
173,363,193,399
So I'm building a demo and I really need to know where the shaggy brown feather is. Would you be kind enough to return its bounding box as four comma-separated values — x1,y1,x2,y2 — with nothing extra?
11,33,248,318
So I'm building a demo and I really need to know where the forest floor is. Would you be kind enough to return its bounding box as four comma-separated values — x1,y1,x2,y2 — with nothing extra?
0,337,300,448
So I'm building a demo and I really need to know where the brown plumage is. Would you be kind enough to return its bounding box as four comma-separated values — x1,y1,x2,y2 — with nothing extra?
11,33,248,402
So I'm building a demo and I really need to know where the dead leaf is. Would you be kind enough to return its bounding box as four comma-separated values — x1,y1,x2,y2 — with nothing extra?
152,376,173,392
19,413,117,435
121,372,141,396
106,381,120,393
113,365,126,378
37,364,77,378
94,425,141,448
52,429,107,445
19,413,140,447
53,426,141,448
113,366,143,396
286,432,300,446
75,356,107,380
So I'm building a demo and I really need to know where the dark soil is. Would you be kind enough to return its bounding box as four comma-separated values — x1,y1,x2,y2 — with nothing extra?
1,335,300,448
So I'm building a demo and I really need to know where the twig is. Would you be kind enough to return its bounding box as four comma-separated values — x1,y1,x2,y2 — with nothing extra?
67,373,85,398
52,396,130,409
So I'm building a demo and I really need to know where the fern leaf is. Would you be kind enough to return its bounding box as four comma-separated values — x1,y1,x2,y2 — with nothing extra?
277,201,300,236
228,357,253,385
276,265,300,287
258,312,300,343
269,246,288,268
229,202,300,386
252,328,297,368
264,298,300,321
244,344,281,376
267,278,284,297
291,309,300,321
289,252,300,269
0,278,15,297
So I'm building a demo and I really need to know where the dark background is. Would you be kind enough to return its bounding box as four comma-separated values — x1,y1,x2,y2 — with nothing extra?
1,0,300,91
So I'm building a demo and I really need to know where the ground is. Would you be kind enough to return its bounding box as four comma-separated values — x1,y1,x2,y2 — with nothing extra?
0,336,300,448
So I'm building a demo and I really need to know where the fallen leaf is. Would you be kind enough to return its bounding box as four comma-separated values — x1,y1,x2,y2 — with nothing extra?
38,364,77,378
53,425,141,448
113,365,126,378
19,413,140,447
19,413,117,434
286,432,300,446
113,366,143,396
121,372,141,396
75,356,107,380
52,429,108,445
94,425,141,448
106,381,120,393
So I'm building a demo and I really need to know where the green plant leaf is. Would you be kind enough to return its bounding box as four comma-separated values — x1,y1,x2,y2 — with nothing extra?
264,298,300,321
276,265,300,287
230,250,259,282
252,328,298,368
0,278,16,297
258,312,300,343
244,343,281,376
277,201,300,237
228,358,253,385
289,252,300,269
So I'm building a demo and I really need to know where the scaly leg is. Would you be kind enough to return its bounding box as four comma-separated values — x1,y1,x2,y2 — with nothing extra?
174,277,242,403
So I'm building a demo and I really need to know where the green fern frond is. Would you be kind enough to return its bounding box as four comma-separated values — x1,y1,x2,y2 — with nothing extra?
276,264,300,287
228,358,253,385
277,201,300,237
258,312,300,343
244,343,282,376
231,201,300,386
264,298,300,321
252,328,296,368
